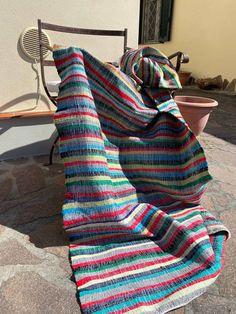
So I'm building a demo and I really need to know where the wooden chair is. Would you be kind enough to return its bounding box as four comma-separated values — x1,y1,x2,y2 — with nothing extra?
38,19,129,164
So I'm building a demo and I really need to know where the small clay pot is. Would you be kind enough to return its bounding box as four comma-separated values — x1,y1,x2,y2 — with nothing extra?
178,71,192,86
175,95,218,136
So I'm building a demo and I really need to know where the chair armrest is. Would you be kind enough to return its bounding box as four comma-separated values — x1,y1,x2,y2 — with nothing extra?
168,51,189,72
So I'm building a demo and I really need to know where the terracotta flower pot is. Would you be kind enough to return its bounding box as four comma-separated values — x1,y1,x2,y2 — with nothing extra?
178,71,192,86
175,95,218,136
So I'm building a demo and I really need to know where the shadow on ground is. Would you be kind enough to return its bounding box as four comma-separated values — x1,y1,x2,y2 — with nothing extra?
0,155,67,249
0,88,235,314
0,88,235,250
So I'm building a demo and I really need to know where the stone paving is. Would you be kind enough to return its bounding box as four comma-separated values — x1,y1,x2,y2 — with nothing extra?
0,89,235,313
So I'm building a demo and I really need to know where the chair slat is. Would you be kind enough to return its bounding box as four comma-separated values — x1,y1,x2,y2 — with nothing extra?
41,22,125,37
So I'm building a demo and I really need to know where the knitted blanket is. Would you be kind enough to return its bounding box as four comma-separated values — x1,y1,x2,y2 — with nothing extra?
53,46,229,314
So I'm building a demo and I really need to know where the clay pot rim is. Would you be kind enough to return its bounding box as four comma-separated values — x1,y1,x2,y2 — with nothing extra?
175,95,218,108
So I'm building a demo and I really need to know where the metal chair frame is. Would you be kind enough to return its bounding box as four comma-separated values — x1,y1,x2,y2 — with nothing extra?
38,19,189,165
38,19,128,164
168,51,189,72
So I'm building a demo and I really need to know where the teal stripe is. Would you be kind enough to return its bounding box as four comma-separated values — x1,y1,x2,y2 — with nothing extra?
79,241,213,296
89,237,224,313
76,238,211,277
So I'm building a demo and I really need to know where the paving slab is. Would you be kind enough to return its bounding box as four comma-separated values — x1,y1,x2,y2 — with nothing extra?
12,164,46,196
0,239,42,266
0,88,235,313
190,293,236,314
0,272,80,314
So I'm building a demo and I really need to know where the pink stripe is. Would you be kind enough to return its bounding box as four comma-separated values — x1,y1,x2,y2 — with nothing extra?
103,121,188,139
166,230,208,257
116,158,206,173
65,187,135,198
64,204,133,227
119,245,225,314
55,111,97,120
171,207,200,218
61,73,87,84
148,211,166,234
56,94,94,103
119,135,197,152
77,255,174,286
69,232,136,246
54,52,83,66
92,89,145,125
61,133,102,141
73,244,164,268
64,160,107,167
70,204,154,237
118,259,220,313
82,254,216,309
85,60,141,108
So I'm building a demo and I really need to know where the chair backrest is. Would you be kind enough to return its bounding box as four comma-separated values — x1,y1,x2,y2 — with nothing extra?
37,19,128,105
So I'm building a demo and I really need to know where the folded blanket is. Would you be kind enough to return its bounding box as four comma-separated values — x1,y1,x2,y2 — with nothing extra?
53,46,229,314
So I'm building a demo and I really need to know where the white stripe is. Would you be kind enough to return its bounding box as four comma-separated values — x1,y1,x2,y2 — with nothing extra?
126,277,216,313
170,205,200,218
71,240,153,261
63,193,137,209
70,203,145,231
78,256,183,289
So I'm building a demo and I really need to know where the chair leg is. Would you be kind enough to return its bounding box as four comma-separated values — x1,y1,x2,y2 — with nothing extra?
47,135,59,166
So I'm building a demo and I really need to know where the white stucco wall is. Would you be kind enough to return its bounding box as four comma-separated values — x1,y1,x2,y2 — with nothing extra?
0,0,140,159
153,0,236,81
0,0,140,113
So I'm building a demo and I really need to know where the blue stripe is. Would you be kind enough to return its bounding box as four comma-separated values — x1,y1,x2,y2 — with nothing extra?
84,240,224,313
79,241,214,297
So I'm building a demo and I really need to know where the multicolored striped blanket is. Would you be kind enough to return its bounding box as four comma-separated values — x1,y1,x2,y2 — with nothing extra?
53,46,229,314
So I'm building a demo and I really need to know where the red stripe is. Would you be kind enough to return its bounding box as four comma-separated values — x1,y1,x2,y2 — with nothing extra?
65,187,135,198
55,111,98,120
118,260,220,313
119,136,197,152
148,210,166,234
76,255,175,286
119,245,225,314
138,184,203,198
84,59,146,111
82,254,216,309
92,89,145,125
56,94,94,102
163,223,206,251
164,230,208,257
103,122,188,139
61,133,102,141
117,158,206,173
64,204,133,227
70,204,154,237
69,232,137,246
73,242,164,268
98,110,132,130
54,52,83,66
61,73,87,84
171,206,200,218
64,160,107,167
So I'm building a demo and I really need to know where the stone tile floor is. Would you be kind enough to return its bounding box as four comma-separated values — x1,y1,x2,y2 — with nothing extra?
0,89,235,313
